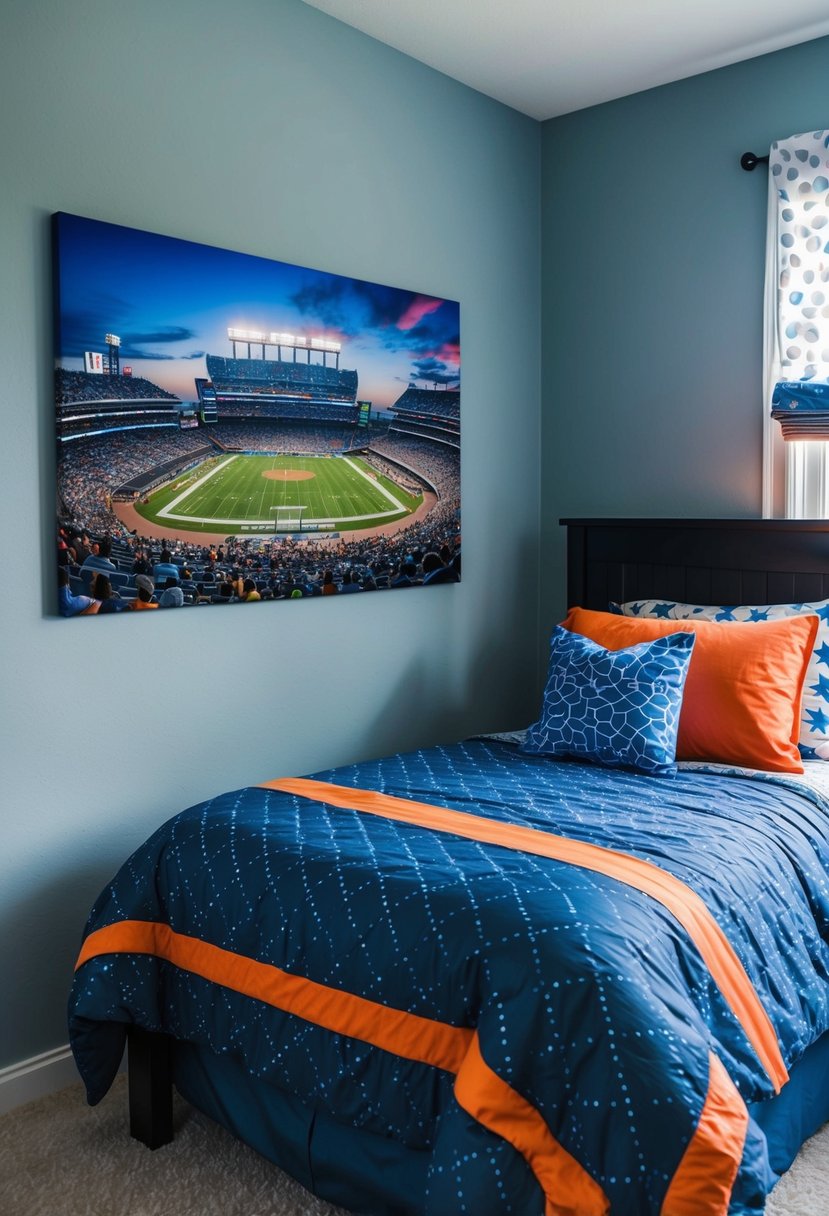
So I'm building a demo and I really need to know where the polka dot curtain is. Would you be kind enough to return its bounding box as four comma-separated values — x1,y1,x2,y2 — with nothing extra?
764,129,829,516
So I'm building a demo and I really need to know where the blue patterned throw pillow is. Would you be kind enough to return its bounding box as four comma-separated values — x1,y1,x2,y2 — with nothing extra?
613,598,829,760
523,626,695,775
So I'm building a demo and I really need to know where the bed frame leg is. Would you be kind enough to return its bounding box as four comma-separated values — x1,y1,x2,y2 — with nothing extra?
127,1026,173,1149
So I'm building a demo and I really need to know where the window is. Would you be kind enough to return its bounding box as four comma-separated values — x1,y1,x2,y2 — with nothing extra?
763,129,829,518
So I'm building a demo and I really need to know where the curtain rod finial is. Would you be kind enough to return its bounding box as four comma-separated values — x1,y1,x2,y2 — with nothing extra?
741,151,768,171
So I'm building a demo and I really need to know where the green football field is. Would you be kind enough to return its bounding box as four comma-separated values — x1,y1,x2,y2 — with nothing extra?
133,454,423,536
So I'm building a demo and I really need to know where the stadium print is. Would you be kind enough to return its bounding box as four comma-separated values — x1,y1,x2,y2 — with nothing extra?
53,213,460,616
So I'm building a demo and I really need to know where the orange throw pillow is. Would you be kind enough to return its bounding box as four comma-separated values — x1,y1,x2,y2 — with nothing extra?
561,607,819,773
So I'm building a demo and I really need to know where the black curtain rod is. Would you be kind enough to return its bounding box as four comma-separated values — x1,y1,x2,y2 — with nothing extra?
740,151,769,171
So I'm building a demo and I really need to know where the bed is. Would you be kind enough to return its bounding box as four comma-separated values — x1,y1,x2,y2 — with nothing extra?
68,518,829,1216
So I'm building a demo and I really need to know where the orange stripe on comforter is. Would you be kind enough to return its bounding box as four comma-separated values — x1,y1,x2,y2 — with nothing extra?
263,777,786,1094
76,919,608,1216
661,1052,749,1216
75,920,469,1073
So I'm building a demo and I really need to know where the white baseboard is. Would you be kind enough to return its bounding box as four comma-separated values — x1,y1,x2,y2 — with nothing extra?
0,1045,82,1116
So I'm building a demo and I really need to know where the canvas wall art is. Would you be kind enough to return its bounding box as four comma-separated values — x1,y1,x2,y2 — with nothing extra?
54,213,460,615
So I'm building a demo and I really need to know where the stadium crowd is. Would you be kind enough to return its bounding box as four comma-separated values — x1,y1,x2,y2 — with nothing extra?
214,400,360,424
58,428,215,535
209,421,359,454
389,421,459,447
207,355,357,394
392,386,460,420
58,518,460,615
370,436,460,501
56,369,179,404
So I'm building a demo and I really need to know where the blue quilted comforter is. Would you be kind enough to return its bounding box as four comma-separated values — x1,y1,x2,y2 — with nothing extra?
68,740,829,1215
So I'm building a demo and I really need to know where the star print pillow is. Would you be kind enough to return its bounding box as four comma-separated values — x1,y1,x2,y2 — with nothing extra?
612,598,829,760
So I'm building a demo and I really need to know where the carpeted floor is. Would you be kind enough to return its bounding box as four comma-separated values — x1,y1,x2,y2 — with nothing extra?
0,1075,826,1215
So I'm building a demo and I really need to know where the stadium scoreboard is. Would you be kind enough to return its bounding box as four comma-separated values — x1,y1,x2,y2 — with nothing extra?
357,401,371,427
195,377,218,423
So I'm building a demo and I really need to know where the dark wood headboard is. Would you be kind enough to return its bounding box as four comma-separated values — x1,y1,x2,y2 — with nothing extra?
562,518,829,611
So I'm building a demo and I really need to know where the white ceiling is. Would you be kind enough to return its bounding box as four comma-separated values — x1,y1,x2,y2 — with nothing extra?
302,0,829,120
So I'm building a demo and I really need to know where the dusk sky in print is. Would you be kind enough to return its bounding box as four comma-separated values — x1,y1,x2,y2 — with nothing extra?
53,214,460,410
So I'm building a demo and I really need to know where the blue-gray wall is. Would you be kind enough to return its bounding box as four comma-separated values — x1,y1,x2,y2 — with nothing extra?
541,35,829,625
7,0,825,1079
0,0,540,1069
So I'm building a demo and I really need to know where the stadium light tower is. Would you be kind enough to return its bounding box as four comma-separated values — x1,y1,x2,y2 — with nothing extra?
227,327,342,369
105,333,121,376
